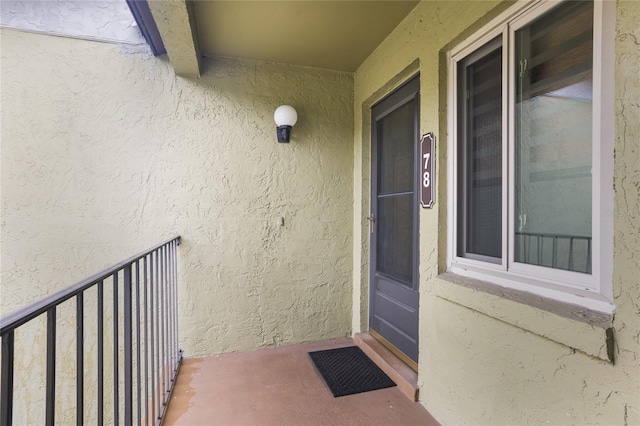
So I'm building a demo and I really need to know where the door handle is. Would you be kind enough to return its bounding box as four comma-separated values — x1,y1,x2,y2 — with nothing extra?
367,215,375,233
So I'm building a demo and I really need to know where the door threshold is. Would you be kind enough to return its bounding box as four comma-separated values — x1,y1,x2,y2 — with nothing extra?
369,329,418,372
354,332,419,401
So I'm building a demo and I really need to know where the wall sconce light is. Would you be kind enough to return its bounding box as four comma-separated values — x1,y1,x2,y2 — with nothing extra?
274,105,298,143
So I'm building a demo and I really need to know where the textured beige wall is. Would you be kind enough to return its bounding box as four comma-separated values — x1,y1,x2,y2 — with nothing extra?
353,0,639,424
1,28,353,423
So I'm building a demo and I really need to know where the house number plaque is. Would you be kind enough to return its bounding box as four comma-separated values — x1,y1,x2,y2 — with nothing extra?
420,133,435,208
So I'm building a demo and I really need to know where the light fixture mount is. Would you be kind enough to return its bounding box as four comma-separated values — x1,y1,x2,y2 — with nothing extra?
276,125,292,143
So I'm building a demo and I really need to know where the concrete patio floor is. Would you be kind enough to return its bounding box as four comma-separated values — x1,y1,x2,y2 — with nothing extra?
163,338,440,426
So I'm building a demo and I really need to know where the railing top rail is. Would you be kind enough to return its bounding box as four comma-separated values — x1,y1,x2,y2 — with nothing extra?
515,231,591,240
0,235,180,335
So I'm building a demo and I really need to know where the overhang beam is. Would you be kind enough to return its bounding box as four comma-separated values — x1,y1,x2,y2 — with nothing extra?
147,0,201,77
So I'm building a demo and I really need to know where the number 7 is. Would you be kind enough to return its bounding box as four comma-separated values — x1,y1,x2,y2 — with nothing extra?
423,152,430,169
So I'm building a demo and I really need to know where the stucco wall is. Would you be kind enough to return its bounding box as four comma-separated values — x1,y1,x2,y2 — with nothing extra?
1,29,353,423
353,0,639,424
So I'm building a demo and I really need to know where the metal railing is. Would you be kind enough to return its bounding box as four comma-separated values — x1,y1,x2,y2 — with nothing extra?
515,231,591,273
0,236,181,426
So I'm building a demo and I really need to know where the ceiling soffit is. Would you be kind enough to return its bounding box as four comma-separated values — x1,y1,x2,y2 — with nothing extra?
194,1,419,72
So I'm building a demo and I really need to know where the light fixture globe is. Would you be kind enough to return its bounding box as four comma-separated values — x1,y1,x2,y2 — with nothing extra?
274,105,298,127
274,105,298,143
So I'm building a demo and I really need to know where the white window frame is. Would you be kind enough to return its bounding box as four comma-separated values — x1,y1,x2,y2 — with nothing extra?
446,0,615,314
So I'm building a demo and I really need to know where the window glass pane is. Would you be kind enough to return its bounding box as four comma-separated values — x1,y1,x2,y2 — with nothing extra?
514,1,593,273
377,194,413,285
457,42,502,260
378,101,415,194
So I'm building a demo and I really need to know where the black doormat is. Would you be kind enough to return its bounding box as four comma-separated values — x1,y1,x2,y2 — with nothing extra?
309,346,396,397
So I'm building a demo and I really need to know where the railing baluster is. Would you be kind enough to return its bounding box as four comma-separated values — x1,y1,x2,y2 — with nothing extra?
158,246,163,407
168,244,172,393
155,248,161,419
162,245,167,403
150,251,156,423
98,280,104,425
166,244,172,381
568,237,574,271
175,241,180,365
174,241,178,373
135,260,142,426
46,307,56,426
165,244,171,388
154,249,158,409
1,330,15,426
76,293,84,426
124,265,133,426
162,245,166,403
552,236,557,269
113,273,119,426
143,256,150,426
171,241,178,378
171,242,176,377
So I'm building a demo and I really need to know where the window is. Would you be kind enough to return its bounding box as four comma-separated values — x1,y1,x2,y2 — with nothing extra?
447,0,614,313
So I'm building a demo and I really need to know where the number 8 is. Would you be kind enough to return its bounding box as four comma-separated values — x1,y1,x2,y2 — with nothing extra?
423,171,430,188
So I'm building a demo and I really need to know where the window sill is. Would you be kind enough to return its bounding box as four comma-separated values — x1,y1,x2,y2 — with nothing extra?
434,272,614,362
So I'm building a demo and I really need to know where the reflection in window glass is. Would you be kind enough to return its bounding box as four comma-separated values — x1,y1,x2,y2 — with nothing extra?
514,1,593,273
